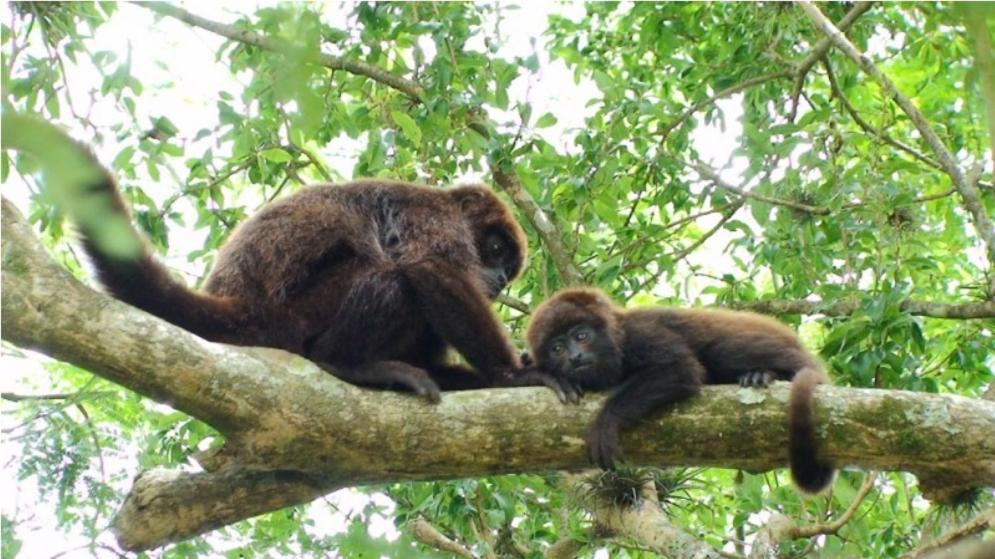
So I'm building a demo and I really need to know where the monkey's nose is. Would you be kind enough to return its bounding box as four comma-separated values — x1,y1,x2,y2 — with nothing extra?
569,354,587,366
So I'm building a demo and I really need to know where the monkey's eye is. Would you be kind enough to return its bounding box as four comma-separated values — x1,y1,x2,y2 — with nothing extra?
574,331,589,342
551,343,565,355
488,239,504,256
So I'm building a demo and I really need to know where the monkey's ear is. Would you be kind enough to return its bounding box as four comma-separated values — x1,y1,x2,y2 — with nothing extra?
448,187,486,213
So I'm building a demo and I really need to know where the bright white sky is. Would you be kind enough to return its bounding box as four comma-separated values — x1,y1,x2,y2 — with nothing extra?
1,2,747,557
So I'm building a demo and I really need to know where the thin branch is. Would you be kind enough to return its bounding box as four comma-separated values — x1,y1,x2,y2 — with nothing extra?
823,58,941,170
660,70,792,141
688,158,830,215
799,1,995,293
789,473,878,538
1,391,114,402
629,201,744,297
495,293,530,314
407,517,477,559
794,2,875,78
490,165,585,286
660,1,874,140
140,2,426,102
729,298,995,320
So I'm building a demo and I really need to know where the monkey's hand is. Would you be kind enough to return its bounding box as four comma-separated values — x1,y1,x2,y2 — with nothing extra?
739,370,775,388
497,368,583,404
587,411,624,470
519,350,534,367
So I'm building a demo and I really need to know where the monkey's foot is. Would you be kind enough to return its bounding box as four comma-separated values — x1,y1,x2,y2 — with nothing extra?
739,370,775,388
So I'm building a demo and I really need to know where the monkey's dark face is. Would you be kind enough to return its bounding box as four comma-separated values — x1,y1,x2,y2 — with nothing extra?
538,322,623,389
449,186,527,298
477,228,520,298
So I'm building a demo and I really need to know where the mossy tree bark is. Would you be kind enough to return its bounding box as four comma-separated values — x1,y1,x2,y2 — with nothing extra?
3,198,995,551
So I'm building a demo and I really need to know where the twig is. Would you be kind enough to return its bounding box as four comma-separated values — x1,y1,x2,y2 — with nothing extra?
495,293,530,314
629,201,744,297
899,507,995,559
789,473,877,538
822,58,941,170
660,70,792,141
2,390,114,402
141,2,426,102
688,158,829,215
407,517,477,559
660,2,874,140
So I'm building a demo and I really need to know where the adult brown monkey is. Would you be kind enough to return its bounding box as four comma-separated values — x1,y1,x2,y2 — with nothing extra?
525,288,835,494
76,150,546,402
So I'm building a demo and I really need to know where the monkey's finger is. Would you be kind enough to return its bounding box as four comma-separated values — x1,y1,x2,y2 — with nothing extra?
761,371,775,387
564,382,583,404
406,377,441,404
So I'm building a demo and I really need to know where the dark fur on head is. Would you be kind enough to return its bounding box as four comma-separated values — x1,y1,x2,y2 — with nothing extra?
527,288,624,389
526,287,835,495
450,186,527,297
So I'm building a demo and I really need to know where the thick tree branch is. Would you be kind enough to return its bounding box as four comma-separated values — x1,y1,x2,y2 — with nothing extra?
590,481,725,559
4,201,995,549
553,473,732,559
729,298,995,320
140,2,426,102
800,1,995,292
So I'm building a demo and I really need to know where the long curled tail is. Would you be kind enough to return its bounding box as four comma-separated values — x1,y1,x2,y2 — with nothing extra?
76,154,241,342
789,367,836,494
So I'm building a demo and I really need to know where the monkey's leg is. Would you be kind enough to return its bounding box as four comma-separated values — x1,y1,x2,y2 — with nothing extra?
319,360,441,403
590,359,704,470
425,363,491,390
401,259,520,378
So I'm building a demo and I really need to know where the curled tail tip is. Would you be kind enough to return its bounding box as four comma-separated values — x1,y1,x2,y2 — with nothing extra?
791,461,836,494
790,365,832,494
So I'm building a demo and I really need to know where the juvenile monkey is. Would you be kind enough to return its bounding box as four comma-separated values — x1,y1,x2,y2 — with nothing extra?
525,288,834,494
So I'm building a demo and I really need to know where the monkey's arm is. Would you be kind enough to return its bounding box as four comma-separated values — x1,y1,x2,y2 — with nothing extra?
402,258,521,377
589,333,706,469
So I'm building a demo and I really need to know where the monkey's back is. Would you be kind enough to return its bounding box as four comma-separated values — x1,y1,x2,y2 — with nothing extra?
197,180,476,359
624,307,820,383
204,180,469,298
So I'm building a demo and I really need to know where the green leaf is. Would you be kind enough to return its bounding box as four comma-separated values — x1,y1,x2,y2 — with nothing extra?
259,148,293,163
535,112,558,128
391,110,422,145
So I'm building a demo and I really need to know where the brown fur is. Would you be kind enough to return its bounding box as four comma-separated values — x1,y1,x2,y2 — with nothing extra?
79,156,530,401
526,287,835,494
